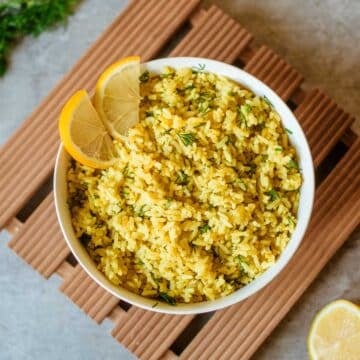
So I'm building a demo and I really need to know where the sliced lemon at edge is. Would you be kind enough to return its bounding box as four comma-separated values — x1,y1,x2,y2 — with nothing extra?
59,90,117,169
308,299,360,360
94,55,141,139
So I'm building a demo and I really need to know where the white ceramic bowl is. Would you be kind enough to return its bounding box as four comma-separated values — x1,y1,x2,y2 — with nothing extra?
54,57,315,315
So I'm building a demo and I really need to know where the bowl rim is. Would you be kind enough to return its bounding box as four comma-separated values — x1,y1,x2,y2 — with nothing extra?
54,56,315,315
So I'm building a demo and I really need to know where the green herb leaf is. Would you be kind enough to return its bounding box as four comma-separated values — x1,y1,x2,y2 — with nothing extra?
175,170,189,186
244,104,252,113
136,204,150,218
165,198,173,209
178,132,196,146
139,70,150,83
237,255,248,273
160,73,172,78
285,128,293,135
0,0,80,76
145,110,154,117
237,106,248,127
79,233,91,246
192,63,206,73
261,154,268,162
199,223,211,234
275,147,283,152
288,216,296,227
286,159,299,170
263,95,273,107
184,84,195,90
265,189,280,202
159,292,176,305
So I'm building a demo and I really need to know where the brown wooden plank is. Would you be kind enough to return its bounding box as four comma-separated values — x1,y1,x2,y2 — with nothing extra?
180,139,360,360
171,5,253,63
60,264,123,324
8,194,70,279
4,217,22,235
112,306,192,360
244,45,303,101
0,0,200,229
161,350,179,360
295,89,354,166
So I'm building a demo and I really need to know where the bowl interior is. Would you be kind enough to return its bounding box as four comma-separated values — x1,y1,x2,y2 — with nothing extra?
54,57,315,314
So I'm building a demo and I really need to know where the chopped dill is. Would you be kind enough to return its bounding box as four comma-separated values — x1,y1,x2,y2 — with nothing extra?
199,223,211,234
175,170,189,186
265,189,280,202
263,95,273,107
178,132,196,146
286,159,299,170
158,292,176,305
139,70,150,83
192,63,206,73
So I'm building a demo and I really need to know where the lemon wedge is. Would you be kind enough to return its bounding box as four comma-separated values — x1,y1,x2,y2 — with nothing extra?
59,90,117,169
94,55,141,138
308,299,360,360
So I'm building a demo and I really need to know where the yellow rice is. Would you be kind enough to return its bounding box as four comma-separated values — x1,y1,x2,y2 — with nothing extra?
67,66,302,304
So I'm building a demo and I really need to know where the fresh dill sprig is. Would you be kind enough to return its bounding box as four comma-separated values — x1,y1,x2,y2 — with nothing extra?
175,170,189,186
199,223,211,234
0,0,80,76
265,189,280,202
286,159,300,170
139,70,149,83
158,292,176,305
263,95,273,108
192,63,206,73
178,132,196,146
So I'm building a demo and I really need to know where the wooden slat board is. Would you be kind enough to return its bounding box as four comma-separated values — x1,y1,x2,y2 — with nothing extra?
1,2,359,359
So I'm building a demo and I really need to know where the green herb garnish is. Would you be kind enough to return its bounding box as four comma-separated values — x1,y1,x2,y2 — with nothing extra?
160,73,172,79
263,95,273,107
0,0,80,76
178,132,196,146
288,216,296,227
145,111,154,117
285,128,293,135
237,106,248,127
165,198,172,209
79,233,91,246
136,204,150,218
265,189,280,202
192,63,206,73
139,70,150,83
122,164,135,179
244,104,252,113
286,159,299,170
237,255,248,273
184,84,195,90
159,292,176,305
275,147,283,152
175,170,189,186
199,223,211,234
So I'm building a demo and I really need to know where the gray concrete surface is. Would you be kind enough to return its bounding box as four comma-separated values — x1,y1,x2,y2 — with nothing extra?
0,0,359,359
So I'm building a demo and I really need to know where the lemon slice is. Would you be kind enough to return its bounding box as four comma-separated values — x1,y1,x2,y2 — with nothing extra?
94,55,141,138
59,90,117,169
308,299,360,360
